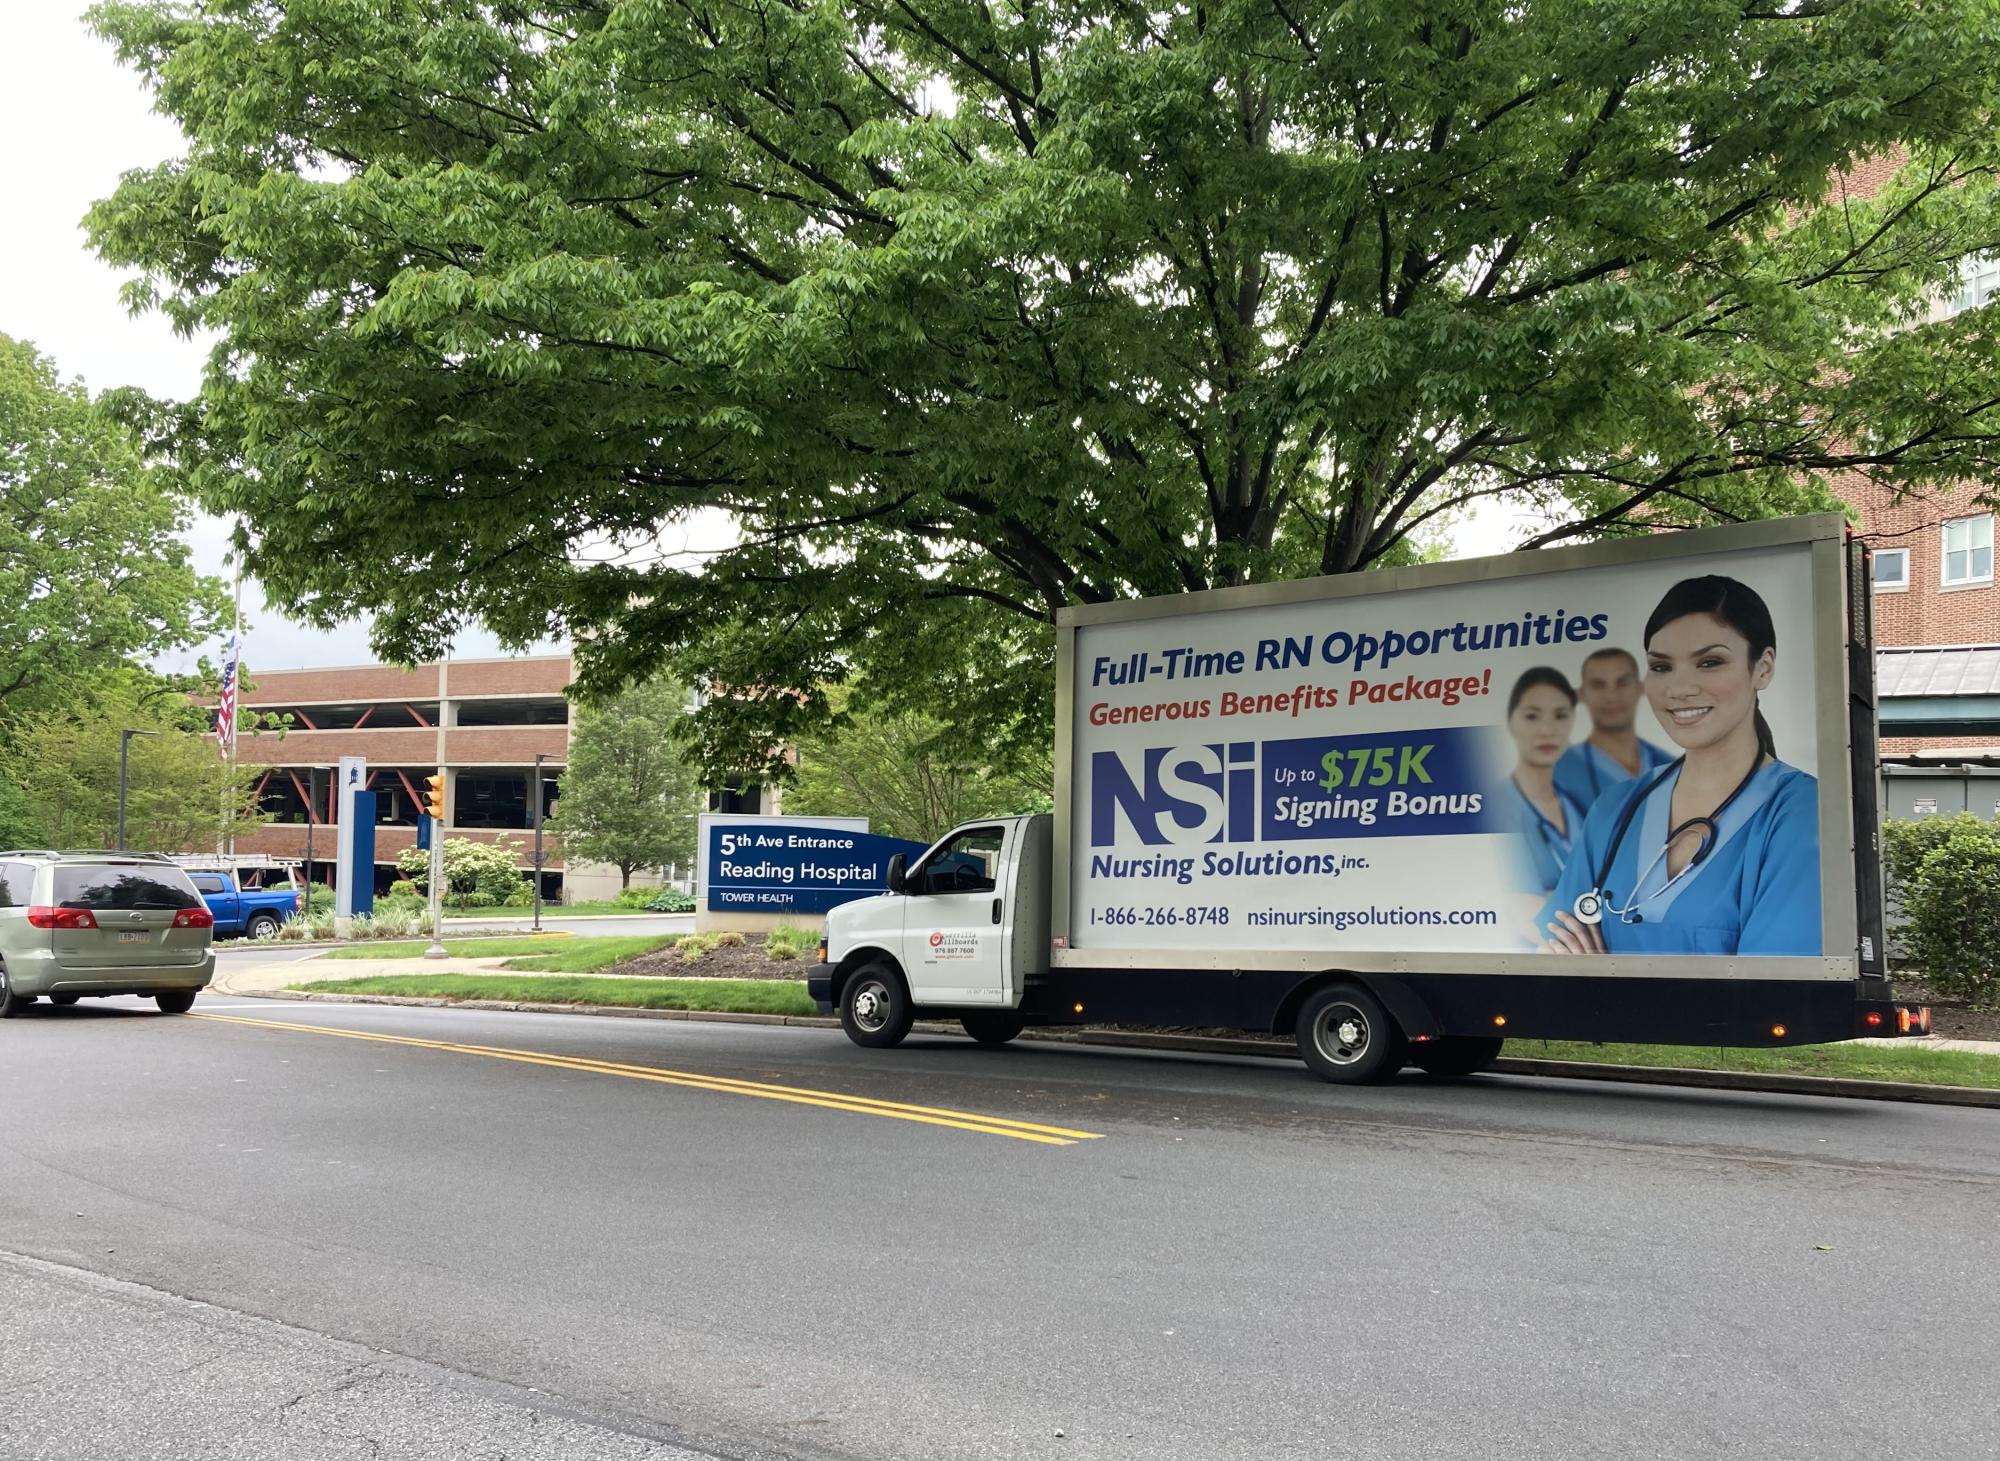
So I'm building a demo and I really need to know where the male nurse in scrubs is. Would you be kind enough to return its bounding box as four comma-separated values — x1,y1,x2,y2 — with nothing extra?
1553,647,1674,812
1538,576,1821,957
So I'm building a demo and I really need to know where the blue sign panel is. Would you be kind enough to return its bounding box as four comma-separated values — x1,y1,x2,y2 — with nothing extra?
705,823,930,914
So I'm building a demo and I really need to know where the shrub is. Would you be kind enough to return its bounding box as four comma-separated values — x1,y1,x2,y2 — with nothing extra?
1897,818,2000,1008
395,837,530,904
765,942,801,962
677,937,711,963
766,923,815,956
616,885,656,909
387,879,419,901
645,888,696,913
713,931,745,948
444,891,499,909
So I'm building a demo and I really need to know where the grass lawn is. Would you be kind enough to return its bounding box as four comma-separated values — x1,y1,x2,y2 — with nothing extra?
439,900,686,919
288,973,815,1015
319,935,677,970
1520,1039,2000,1089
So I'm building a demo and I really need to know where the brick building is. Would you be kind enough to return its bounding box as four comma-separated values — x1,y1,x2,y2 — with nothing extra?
223,654,781,899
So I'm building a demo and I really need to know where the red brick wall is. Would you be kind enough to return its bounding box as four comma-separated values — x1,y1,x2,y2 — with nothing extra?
234,823,564,869
241,663,440,706
234,726,440,767
449,657,573,698
441,726,568,765
1881,734,2000,755
1836,473,1999,648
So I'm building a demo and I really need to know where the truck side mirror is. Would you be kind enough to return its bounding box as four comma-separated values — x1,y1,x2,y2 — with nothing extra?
886,854,907,895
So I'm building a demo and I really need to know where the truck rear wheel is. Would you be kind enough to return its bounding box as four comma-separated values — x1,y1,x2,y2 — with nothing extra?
1296,983,1404,1084
840,964,913,1049
960,1012,1026,1047
1409,1036,1504,1078
246,912,282,940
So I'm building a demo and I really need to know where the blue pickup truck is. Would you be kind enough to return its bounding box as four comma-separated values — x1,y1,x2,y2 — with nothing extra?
180,861,305,940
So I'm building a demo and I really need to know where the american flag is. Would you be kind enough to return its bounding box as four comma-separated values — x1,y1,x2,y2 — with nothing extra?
216,633,240,760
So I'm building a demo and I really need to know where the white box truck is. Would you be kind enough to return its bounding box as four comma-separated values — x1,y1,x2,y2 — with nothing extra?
808,515,1930,1083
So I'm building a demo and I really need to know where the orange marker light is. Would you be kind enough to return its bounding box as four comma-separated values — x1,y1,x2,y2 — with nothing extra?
1493,1015,1507,1028
1770,1024,1787,1039
1073,1002,1085,1014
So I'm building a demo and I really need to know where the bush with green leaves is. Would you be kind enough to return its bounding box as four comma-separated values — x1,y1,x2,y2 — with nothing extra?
1892,817,2000,1008
645,888,696,913
387,879,419,901
395,837,530,905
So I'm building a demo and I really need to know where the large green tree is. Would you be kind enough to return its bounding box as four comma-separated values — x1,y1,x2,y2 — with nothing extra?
5,675,267,853
783,690,1051,842
88,0,2000,774
0,333,228,712
546,678,702,888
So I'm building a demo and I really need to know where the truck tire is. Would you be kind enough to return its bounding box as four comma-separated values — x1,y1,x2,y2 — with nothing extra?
155,991,197,1015
1409,1036,1504,1078
245,912,282,940
960,1012,1026,1047
1296,983,1404,1084
0,967,32,1019
840,964,913,1049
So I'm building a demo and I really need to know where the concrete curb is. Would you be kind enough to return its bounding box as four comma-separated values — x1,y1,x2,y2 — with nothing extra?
227,989,2000,1109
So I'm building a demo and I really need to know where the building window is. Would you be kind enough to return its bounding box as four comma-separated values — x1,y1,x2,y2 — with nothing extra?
1871,548,1909,591
1948,254,2000,317
1941,515,1993,587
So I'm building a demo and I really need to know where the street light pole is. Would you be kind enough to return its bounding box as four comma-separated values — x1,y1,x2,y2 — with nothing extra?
116,729,160,850
303,766,327,912
532,752,547,933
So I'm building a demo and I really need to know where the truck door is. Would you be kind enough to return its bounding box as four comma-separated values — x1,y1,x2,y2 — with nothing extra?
190,873,238,933
902,823,1011,1006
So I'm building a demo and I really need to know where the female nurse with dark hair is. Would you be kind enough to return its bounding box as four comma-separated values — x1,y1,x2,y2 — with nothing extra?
1537,576,1821,957
1501,667,1587,893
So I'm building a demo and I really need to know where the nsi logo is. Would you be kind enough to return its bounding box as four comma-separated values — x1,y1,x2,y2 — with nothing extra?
1090,744,1258,846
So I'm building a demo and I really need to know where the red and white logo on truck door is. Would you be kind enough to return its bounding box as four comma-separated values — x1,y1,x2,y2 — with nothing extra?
929,930,943,947
925,931,980,961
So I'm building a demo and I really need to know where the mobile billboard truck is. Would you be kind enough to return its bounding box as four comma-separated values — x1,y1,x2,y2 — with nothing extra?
809,515,1931,1083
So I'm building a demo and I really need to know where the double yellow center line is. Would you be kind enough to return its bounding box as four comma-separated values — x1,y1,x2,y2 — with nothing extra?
194,1013,1104,1146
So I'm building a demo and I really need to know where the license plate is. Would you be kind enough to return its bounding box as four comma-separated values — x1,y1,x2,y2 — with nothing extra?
118,931,149,944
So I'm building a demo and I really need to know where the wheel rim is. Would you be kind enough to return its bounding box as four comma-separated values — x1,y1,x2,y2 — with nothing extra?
1310,1002,1372,1066
850,978,892,1033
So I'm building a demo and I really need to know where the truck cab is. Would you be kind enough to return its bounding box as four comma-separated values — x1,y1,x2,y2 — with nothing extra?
178,859,304,940
812,815,1051,1046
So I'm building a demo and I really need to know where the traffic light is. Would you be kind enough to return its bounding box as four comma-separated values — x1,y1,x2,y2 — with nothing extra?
422,773,447,822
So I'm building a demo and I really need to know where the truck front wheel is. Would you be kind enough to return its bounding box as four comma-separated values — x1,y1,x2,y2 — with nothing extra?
1296,983,1404,1084
840,964,914,1049
1409,1036,1504,1078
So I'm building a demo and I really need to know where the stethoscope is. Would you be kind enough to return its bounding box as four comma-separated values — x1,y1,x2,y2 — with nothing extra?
1571,755,1765,925
1513,776,1575,860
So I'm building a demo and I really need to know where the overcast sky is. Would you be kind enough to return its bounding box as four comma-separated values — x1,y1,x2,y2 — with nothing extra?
3,4,1535,689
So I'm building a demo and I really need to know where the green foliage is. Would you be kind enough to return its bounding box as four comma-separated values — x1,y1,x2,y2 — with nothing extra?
0,334,227,714
544,679,700,887
783,689,1052,842
1895,818,2000,1008
614,885,656,909
765,924,816,961
645,888,697,913
713,931,745,949
86,1,2000,772
395,836,531,904
386,879,419,901
3,675,266,851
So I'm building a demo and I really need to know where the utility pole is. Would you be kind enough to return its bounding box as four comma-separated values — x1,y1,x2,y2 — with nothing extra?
116,729,160,850
303,766,327,910
532,752,547,933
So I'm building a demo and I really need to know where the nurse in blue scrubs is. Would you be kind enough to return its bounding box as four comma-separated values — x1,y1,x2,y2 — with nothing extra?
1538,576,1821,957
1500,667,1589,893
1553,648,1674,811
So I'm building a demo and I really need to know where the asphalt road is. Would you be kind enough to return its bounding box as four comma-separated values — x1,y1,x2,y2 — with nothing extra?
2,998,1996,1461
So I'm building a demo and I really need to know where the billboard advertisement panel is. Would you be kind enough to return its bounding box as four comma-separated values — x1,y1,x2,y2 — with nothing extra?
1069,540,1827,958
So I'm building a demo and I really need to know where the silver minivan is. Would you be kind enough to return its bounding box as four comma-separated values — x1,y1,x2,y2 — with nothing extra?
0,852,216,1016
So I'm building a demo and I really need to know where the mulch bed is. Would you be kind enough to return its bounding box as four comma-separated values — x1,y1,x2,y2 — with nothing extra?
609,933,810,983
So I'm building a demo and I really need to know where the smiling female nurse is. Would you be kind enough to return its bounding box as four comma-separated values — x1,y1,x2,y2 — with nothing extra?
1537,576,1821,957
